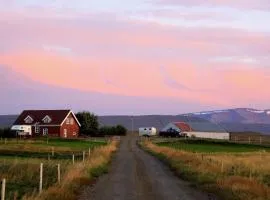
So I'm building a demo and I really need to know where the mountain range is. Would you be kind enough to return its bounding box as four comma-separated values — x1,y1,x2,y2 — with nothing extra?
1,108,270,135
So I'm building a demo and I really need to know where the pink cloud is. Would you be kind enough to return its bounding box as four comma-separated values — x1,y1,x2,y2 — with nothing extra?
153,0,270,10
0,11,270,109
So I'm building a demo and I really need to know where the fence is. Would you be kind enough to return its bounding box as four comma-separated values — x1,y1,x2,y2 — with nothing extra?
143,134,270,146
0,148,92,200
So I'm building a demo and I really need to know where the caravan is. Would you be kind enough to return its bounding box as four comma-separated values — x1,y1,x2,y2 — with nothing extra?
139,127,157,137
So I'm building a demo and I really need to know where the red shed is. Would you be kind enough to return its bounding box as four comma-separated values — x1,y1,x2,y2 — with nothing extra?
12,110,81,138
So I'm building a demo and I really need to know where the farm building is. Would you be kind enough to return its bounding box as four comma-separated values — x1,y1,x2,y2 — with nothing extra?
11,110,81,138
161,122,229,140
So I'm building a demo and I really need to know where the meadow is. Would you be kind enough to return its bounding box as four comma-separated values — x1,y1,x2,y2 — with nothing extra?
0,138,117,200
142,139,270,200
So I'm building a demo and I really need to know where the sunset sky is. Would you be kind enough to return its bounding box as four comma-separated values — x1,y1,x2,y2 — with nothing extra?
0,0,270,115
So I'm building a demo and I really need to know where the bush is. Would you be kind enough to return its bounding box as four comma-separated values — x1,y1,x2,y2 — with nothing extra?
99,125,127,136
0,128,15,138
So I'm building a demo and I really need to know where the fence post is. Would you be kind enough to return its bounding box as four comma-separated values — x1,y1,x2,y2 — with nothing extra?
1,179,6,200
248,137,251,144
72,154,75,165
88,148,91,157
221,161,224,173
39,163,43,194
57,164,61,184
51,147,54,157
83,151,85,162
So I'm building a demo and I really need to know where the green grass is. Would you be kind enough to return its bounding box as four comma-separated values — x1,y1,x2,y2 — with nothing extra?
157,139,270,153
89,164,109,178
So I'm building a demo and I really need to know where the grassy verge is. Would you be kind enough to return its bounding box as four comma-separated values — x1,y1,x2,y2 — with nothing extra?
23,140,118,200
141,141,270,200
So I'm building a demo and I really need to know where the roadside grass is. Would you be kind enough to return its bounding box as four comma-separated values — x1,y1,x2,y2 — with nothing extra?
142,141,270,200
0,139,118,200
157,139,270,153
24,140,118,200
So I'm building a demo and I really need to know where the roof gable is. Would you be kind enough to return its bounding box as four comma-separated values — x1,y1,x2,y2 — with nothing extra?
14,110,71,126
173,122,192,132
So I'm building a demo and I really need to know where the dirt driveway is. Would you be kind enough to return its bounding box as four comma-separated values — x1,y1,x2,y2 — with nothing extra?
79,135,216,200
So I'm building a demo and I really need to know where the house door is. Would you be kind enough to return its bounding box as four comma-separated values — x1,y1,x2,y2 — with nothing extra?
64,129,67,138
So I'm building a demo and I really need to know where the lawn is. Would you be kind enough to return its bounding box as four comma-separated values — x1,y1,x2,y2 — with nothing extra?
157,139,270,153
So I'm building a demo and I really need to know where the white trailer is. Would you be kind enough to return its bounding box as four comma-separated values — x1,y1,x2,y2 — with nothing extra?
139,127,157,137
11,125,32,136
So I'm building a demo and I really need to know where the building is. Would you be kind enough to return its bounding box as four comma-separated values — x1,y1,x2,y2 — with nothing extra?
161,121,230,140
11,110,81,138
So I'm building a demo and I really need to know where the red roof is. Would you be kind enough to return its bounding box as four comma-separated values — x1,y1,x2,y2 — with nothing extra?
13,110,74,126
173,122,192,132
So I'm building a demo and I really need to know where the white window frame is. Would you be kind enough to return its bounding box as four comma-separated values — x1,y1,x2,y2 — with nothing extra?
70,118,74,125
43,128,48,136
35,125,40,133
42,115,52,124
66,118,70,125
24,115,33,124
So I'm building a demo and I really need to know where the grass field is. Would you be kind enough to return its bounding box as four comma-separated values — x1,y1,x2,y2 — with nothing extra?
0,138,116,200
143,140,270,200
157,140,270,153
0,138,106,160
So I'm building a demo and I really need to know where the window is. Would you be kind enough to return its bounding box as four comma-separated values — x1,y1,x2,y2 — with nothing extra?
70,118,74,125
24,116,33,124
73,132,76,136
63,129,67,138
35,125,39,133
43,128,48,136
42,115,52,124
66,118,70,124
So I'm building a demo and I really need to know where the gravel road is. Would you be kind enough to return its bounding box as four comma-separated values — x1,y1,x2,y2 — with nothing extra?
79,135,216,200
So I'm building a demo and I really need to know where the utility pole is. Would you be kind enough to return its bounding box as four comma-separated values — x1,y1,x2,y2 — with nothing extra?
131,116,134,135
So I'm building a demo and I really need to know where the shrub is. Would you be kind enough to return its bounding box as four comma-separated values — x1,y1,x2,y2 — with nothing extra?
0,128,15,138
99,125,127,136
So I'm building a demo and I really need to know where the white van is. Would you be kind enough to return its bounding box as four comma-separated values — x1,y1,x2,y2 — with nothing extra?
139,127,157,137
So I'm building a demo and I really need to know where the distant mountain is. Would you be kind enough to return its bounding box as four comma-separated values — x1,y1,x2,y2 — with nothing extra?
186,108,270,124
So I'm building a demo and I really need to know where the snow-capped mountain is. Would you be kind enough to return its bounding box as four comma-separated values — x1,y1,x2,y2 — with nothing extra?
187,108,270,124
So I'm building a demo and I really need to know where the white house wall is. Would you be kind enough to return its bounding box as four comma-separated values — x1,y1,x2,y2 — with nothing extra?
184,132,230,140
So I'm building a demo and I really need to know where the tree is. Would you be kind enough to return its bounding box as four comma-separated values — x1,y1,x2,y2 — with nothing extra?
115,125,127,136
75,112,99,136
98,124,127,136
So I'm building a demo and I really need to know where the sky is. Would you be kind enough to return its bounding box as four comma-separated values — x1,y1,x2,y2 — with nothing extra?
0,0,270,115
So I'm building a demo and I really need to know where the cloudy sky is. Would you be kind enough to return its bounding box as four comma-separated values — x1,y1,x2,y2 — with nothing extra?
0,0,270,115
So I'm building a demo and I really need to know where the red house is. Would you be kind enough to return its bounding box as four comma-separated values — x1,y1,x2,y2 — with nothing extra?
11,110,81,138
